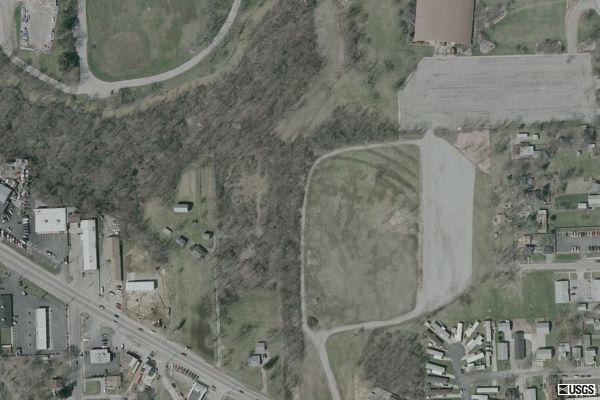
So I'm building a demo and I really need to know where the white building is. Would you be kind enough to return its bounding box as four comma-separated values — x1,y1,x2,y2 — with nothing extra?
592,279,600,301
589,194,600,208
525,387,537,400
455,321,464,342
125,280,157,291
426,362,446,376
35,307,49,351
80,219,98,271
477,387,499,394
536,321,550,335
465,352,485,364
90,348,111,364
187,382,208,400
484,320,492,342
497,341,509,361
34,208,67,234
555,280,570,304
536,347,553,361
426,347,444,360
173,202,192,213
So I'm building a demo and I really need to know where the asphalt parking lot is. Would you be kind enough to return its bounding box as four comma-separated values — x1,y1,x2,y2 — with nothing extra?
398,54,598,128
0,272,67,355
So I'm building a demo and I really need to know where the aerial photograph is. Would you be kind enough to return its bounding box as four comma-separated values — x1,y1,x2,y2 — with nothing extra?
3,0,600,399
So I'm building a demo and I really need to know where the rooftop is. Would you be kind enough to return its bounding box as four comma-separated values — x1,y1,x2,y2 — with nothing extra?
413,0,475,44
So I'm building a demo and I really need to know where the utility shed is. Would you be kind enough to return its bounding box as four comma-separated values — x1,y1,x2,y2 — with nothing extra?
413,0,475,44
81,219,98,271
555,279,570,303
173,202,192,213
34,208,67,234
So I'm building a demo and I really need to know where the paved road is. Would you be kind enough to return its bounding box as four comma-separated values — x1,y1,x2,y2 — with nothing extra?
0,243,269,400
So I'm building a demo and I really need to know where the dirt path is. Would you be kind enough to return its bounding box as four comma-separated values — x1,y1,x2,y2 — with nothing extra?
300,129,476,400
0,0,241,97
565,0,600,53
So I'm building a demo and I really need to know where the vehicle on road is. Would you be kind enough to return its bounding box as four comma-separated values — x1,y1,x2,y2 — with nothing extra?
138,328,144,332
185,346,191,350
113,314,119,318
181,352,187,357
99,305,105,310
116,303,122,310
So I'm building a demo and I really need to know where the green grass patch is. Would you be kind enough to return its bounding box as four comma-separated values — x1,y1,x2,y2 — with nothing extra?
497,359,511,371
485,0,566,54
555,193,589,209
553,148,600,177
436,271,575,322
220,289,284,397
578,10,600,43
304,145,420,329
84,380,101,396
0,328,12,346
86,0,233,80
552,209,600,228
554,253,581,262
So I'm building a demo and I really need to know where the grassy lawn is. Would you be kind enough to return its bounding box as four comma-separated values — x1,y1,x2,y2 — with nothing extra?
436,271,575,323
554,253,581,262
552,209,600,228
298,340,332,400
143,157,218,361
84,380,101,396
554,149,600,177
472,170,496,279
555,193,588,209
497,359,511,371
86,0,233,80
304,145,420,329
326,330,370,400
578,10,600,43
220,289,284,396
485,0,566,54
0,328,11,346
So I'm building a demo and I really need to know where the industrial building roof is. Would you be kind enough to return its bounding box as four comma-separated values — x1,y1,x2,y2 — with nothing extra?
90,348,111,364
413,0,475,44
34,208,67,234
35,307,49,351
497,341,509,361
125,280,156,291
81,219,98,271
514,331,526,360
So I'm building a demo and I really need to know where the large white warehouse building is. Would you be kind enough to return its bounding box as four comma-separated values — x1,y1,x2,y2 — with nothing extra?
80,219,98,271
34,208,67,234
35,307,49,351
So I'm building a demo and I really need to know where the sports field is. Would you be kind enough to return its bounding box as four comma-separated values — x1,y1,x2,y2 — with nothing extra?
86,0,233,80
304,145,420,329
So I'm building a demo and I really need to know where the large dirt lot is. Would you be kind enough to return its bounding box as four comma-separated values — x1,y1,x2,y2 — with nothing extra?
303,145,420,329
398,54,598,128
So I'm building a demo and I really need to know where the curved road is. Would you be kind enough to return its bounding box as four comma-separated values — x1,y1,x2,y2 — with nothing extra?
566,0,600,53
0,0,241,97
0,242,269,400
300,130,476,400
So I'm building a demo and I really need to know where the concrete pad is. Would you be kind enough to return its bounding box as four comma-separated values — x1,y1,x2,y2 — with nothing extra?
398,54,598,129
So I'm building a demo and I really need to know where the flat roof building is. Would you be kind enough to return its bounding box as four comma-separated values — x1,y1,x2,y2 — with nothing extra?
555,280,570,303
80,219,98,271
186,382,208,400
497,341,509,361
589,194,600,208
525,387,537,400
536,321,551,335
174,202,192,213
90,348,111,364
536,347,553,361
125,280,156,292
515,331,526,360
0,294,13,329
34,208,67,234
413,0,475,44
35,307,49,351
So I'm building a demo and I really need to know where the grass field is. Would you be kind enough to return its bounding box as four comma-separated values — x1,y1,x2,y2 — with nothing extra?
552,209,600,227
485,0,566,54
304,145,420,329
0,328,11,346
578,10,600,43
326,330,369,400
83,380,101,396
86,0,233,80
555,193,588,209
554,148,600,177
143,156,218,361
436,270,575,323
220,289,284,396
298,340,332,400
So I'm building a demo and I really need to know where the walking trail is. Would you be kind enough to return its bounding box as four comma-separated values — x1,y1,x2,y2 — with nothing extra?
0,0,241,97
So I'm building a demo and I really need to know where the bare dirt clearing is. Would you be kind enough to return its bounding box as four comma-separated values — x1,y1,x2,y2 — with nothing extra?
455,130,492,173
398,54,598,128
304,145,420,329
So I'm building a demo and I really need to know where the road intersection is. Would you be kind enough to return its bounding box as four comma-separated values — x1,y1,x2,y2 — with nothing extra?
0,242,269,400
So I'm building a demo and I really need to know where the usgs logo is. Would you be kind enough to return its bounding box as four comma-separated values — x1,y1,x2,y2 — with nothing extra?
558,384,597,397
